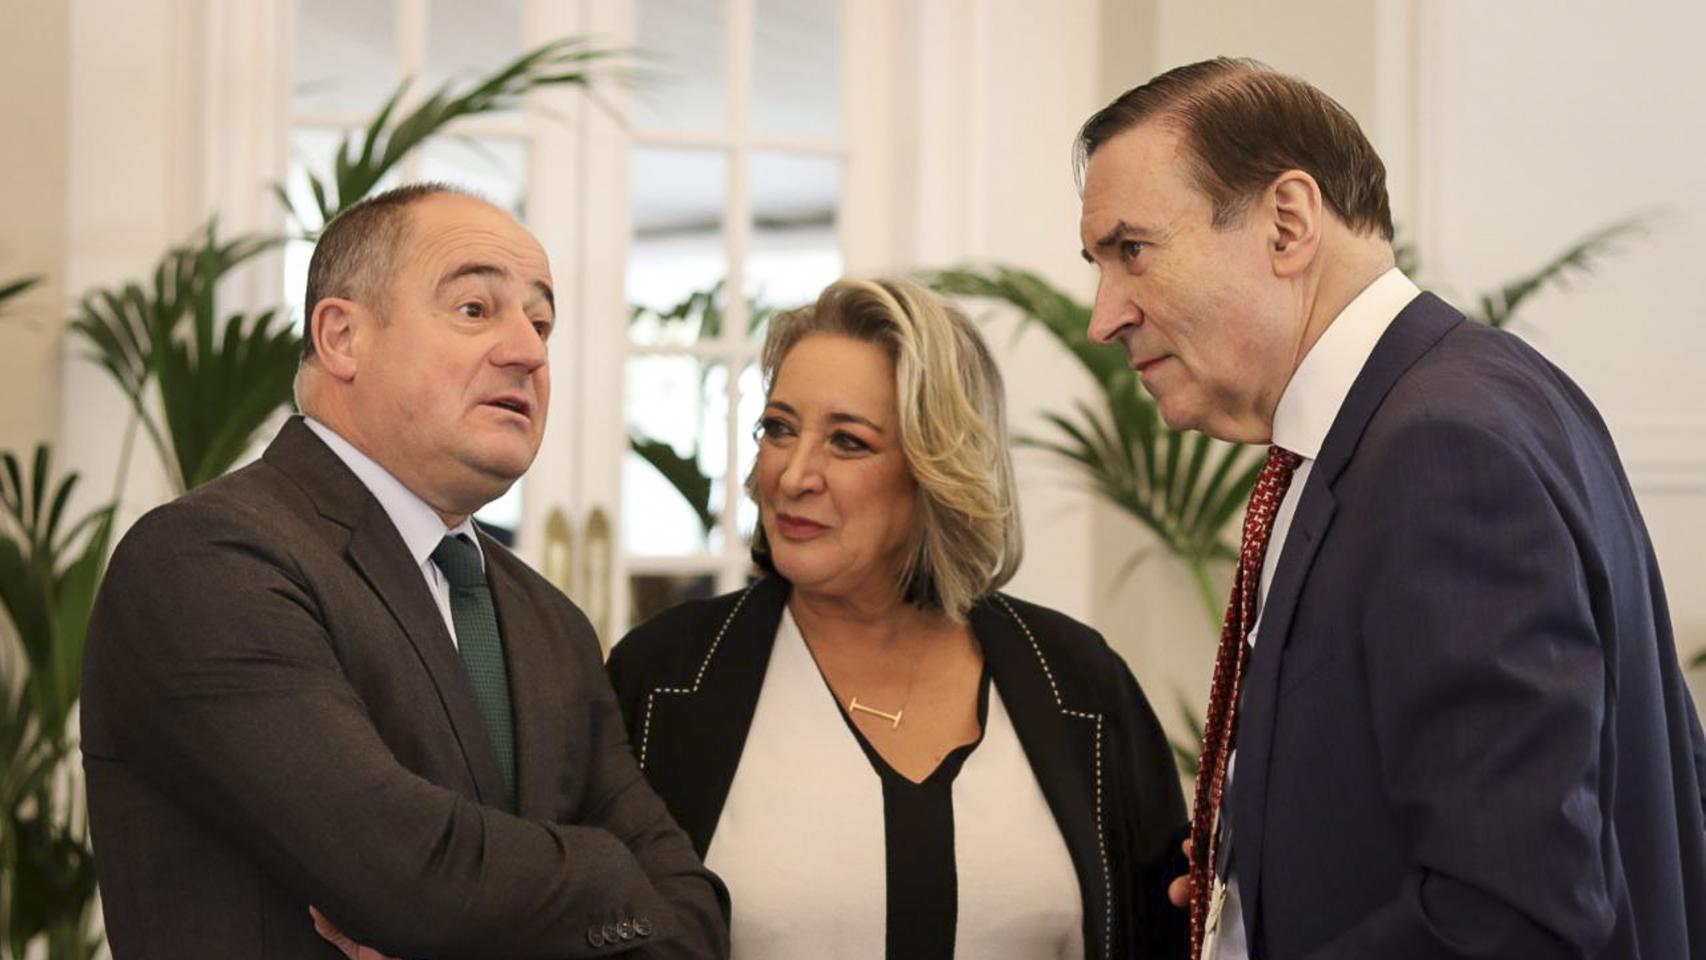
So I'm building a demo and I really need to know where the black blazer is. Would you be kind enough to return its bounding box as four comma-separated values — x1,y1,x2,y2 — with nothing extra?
82,418,728,959
606,576,1188,960
1230,293,1706,958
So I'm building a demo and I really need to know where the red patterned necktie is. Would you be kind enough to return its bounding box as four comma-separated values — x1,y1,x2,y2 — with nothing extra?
1188,445,1304,960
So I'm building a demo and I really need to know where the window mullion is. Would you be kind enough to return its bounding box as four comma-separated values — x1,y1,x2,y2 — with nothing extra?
396,0,428,182
719,0,756,593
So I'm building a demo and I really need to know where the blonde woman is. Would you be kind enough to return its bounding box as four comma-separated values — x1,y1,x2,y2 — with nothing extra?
608,278,1186,959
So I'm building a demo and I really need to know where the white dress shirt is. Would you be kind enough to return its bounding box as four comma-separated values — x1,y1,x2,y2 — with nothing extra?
1210,268,1421,958
304,417,483,648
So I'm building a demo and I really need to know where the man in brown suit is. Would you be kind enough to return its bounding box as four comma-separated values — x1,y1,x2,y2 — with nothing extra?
82,183,729,958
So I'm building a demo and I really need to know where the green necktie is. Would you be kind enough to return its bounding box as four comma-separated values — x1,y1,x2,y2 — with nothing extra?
431,534,516,808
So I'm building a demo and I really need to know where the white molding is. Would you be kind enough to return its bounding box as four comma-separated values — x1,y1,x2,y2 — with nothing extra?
574,0,638,629
198,0,294,308
1410,0,1447,273
838,0,902,275
1372,0,1421,240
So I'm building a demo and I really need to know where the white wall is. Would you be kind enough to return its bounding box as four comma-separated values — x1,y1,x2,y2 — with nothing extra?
0,2,70,456
59,0,204,529
57,0,291,532
876,0,1111,626
1416,0,1706,695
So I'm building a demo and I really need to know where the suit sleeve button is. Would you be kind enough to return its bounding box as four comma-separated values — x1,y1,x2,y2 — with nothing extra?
635,916,653,937
587,928,606,947
602,923,619,942
618,920,635,940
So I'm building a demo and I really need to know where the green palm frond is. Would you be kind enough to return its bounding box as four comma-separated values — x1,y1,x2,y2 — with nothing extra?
629,436,718,535
924,266,1128,389
1690,648,1705,671
0,446,114,747
0,450,112,960
625,282,782,529
66,227,278,402
154,305,301,490
0,679,56,817
67,224,286,493
1471,214,1652,328
629,279,778,341
630,280,728,341
6,799,101,960
281,37,624,235
0,273,43,312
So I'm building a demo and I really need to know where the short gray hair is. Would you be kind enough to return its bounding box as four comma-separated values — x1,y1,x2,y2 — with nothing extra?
301,181,477,359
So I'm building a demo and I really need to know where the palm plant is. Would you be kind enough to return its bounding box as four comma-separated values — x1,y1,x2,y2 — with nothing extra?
68,227,290,493
629,437,719,535
277,37,621,238
67,39,623,499
0,447,112,959
1461,215,1649,329
0,277,41,313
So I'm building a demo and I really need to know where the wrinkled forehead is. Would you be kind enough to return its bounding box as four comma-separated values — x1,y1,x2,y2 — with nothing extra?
403,195,553,283
1080,122,1205,232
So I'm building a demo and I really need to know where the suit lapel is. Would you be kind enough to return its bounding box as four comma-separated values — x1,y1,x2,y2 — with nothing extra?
641,577,786,856
1229,294,1463,938
486,553,563,818
264,417,509,808
974,597,1108,958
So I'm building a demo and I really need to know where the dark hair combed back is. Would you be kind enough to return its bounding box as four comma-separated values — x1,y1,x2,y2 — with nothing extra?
301,182,473,359
1077,57,1394,241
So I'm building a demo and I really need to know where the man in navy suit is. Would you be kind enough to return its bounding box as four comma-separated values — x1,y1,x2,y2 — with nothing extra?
1076,58,1706,959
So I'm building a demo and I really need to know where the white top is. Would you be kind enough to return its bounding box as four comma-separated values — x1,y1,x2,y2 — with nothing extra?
705,608,1084,959
1211,267,1422,959
304,417,482,648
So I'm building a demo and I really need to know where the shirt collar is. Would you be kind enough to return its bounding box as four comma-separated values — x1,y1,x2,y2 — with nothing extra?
303,417,482,570
1270,267,1421,460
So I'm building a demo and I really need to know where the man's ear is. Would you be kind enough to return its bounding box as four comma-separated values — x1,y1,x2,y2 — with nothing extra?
1267,169,1323,277
309,298,364,382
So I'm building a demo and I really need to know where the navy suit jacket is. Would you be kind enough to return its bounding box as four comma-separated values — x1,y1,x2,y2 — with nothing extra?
1231,293,1706,958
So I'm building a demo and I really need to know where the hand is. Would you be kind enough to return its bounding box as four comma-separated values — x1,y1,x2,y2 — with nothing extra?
310,906,401,960
1168,837,1193,908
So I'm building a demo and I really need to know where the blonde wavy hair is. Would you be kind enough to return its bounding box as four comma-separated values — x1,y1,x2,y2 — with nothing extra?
748,278,1022,621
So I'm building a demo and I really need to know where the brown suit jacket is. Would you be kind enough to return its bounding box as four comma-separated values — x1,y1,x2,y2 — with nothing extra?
82,417,729,959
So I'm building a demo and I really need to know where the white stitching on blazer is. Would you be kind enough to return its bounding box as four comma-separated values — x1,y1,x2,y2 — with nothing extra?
638,586,1113,959
637,581,760,769
992,594,1112,960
